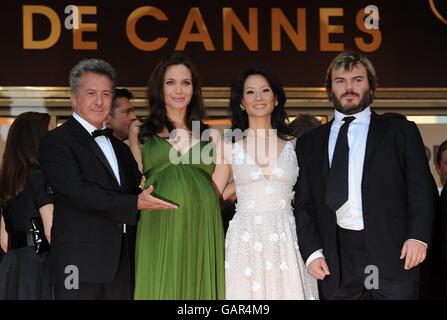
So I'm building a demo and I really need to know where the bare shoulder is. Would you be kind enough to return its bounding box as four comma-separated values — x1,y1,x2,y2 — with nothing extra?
286,136,297,148
222,138,234,164
291,136,297,147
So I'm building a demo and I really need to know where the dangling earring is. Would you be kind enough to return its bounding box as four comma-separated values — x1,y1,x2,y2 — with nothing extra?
240,103,246,111
274,100,278,107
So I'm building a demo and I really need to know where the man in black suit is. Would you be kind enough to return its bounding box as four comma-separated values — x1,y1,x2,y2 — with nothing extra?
294,51,437,299
40,59,177,300
435,140,447,298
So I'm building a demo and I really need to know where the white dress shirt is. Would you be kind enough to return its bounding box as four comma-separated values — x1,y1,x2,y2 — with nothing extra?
329,107,371,230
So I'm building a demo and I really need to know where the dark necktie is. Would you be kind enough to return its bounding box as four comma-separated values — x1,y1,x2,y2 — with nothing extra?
91,128,113,139
326,116,356,211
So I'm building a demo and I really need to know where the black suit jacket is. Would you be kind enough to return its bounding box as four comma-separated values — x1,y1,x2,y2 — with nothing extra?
441,186,447,266
40,117,141,284
294,111,437,298
419,186,446,299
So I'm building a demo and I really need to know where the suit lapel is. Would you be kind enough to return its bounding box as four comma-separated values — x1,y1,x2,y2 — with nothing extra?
67,117,121,188
363,111,389,171
321,119,333,183
319,120,335,222
110,137,127,191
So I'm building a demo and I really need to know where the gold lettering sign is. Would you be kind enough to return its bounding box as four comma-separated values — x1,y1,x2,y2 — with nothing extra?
20,4,387,53
126,6,168,52
355,9,382,52
429,0,447,25
175,8,215,51
223,8,258,51
271,8,307,51
73,6,97,50
320,8,344,52
23,5,61,49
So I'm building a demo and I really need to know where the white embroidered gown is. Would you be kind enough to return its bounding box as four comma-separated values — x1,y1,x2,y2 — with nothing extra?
225,141,319,300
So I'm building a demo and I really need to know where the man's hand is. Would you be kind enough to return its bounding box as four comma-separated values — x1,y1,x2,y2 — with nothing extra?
128,119,141,144
307,257,330,280
400,239,427,270
137,185,178,211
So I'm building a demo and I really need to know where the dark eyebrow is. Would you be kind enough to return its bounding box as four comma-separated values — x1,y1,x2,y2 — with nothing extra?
164,78,192,82
245,85,270,90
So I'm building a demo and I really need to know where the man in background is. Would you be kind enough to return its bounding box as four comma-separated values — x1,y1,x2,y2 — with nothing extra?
436,140,447,191
106,88,137,142
290,114,321,138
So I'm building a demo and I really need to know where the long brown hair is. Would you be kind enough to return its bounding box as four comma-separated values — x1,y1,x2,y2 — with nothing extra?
139,52,208,141
0,112,51,206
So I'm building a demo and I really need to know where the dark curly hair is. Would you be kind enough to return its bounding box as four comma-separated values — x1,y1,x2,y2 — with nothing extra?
139,53,208,141
229,66,292,141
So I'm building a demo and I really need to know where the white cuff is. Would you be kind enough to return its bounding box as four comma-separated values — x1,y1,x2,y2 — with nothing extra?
408,238,428,248
305,249,324,268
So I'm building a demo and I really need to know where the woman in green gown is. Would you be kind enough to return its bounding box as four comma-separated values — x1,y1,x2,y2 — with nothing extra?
130,53,225,299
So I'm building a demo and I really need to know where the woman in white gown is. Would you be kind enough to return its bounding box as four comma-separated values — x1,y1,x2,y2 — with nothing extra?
213,67,318,300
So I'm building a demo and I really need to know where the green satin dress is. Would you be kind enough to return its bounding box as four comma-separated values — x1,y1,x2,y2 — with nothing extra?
134,135,225,299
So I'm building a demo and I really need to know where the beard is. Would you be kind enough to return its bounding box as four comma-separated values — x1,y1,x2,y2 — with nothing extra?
331,88,372,115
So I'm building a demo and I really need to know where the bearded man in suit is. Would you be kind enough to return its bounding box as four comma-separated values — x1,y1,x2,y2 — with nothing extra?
294,51,437,300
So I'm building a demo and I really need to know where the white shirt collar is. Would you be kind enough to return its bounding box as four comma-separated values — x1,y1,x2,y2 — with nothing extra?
72,112,106,136
334,106,372,126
